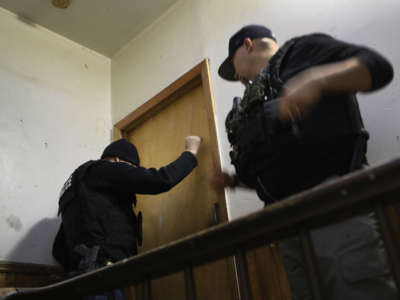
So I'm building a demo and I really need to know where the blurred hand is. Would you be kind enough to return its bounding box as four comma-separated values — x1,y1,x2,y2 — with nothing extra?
279,69,324,123
185,135,202,156
279,58,373,124
209,166,235,190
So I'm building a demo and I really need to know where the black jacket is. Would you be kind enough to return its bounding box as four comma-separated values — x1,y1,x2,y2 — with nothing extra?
53,151,197,270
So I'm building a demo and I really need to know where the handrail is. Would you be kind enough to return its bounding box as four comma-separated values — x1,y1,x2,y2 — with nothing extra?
3,158,400,300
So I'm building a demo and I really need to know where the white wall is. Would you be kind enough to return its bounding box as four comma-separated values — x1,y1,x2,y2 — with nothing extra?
0,8,111,264
1,0,397,266
111,0,400,220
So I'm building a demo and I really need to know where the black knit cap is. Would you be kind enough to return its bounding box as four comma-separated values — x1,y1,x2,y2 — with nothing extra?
101,139,140,166
218,25,276,81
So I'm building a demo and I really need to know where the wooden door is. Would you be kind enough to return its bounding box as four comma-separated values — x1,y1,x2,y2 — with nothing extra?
127,85,217,248
115,61,238,300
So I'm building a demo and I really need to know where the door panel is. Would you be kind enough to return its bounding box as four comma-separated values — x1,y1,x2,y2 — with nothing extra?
127,86,215,247
126,85,237,300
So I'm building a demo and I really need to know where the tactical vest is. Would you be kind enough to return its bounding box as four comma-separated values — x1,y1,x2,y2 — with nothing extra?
54,160,139,270
225,37,369,204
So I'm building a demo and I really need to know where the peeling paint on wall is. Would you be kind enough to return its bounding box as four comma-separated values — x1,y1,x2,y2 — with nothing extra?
6,214,23,232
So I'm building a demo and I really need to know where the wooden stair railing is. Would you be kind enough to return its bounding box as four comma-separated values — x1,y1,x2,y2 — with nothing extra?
2,158,400,300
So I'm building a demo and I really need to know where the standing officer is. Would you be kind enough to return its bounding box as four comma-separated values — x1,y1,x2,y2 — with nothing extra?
53,136,201,300
213,25,396,299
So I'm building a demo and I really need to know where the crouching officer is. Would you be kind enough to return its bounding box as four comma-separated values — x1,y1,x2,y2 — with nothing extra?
53,136,201,300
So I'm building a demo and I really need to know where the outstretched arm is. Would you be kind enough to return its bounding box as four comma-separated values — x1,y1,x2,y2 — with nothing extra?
278,34,393,123
99,136,202,194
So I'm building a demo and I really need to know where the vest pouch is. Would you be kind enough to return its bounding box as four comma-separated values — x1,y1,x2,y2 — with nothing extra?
233,112,266,185
263,99,282,136
236,112,266,147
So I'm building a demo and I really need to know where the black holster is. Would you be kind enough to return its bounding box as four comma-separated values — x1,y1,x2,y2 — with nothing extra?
72,244,101,274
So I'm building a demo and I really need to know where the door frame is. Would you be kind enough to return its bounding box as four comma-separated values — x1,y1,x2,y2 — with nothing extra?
112,59,228,222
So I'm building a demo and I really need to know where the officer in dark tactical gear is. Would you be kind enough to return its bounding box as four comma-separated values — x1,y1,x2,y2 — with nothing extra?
53,136,201,300
213,25,396,299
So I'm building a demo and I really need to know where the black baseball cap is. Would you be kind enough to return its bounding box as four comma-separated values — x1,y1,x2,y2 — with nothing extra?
218,25,276,81
101,139,140,166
